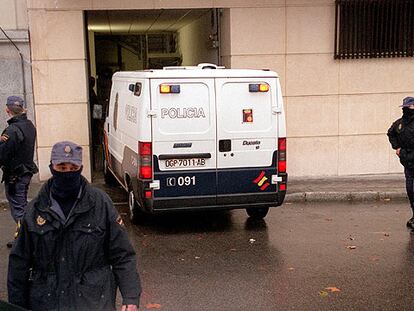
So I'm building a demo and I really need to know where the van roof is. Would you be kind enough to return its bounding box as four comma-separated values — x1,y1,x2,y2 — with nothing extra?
112,64,279,79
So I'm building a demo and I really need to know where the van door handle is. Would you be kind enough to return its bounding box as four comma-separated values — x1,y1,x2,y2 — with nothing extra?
158,153,211,160
219,140,231,152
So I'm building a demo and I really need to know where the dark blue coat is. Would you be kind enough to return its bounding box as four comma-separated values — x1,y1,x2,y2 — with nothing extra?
0,114,38,182
388,113,414,169
8,178,141,311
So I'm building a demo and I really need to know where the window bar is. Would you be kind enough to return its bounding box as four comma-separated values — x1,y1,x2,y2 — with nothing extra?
409,0,414,57
360,0,365,58
335,0,339,59
358,0,363,58
380,0,386,57
374,0,378,57
342,0,348,58
401,0,407,57
349,1,357,59
367,0,372,58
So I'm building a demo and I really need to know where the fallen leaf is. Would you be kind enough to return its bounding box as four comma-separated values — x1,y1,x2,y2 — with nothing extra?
319,291,328,298
146,303,162,309
347,245,357,250
326,287,341,292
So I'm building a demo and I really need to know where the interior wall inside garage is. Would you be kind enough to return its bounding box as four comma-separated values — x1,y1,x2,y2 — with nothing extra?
178,10,219,66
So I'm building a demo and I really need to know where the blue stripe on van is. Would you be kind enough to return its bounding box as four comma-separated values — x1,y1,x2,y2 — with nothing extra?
153,170,217,198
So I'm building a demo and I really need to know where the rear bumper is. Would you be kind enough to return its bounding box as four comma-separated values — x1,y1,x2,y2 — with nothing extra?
148,192,286,213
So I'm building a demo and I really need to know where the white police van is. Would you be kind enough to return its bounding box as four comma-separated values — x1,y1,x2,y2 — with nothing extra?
103,63,287,222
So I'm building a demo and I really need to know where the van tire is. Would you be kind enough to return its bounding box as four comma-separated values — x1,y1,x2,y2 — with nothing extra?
128,189,145,224
103,159,117,186
246,207,269,219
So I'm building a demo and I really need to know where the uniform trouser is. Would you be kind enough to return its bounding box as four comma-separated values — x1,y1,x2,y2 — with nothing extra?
404,167,414,214
4,174,32,222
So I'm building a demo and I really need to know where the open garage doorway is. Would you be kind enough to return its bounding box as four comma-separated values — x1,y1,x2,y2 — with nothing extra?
85,9,221,176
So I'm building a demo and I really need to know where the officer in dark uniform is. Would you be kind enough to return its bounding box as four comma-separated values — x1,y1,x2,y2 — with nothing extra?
8,141,141,311
388,96,414,229
0,96,38,248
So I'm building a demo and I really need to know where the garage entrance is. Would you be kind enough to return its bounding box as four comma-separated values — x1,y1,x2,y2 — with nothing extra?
85,9,221,174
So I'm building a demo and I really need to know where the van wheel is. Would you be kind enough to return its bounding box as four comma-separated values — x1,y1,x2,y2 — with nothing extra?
128,190,145,224
246,207,269,219
103,158,117,185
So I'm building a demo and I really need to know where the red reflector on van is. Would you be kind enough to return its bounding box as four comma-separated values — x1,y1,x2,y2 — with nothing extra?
279,183,286,191
140,166,152,179
278,160,286,173
145,191,152,199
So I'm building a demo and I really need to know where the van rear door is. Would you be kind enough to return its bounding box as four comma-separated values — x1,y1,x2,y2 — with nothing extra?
150,78,217,207
215,78,279,205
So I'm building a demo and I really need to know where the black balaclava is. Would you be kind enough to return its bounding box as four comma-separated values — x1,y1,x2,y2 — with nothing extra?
49,164,83,199
402,107,414,124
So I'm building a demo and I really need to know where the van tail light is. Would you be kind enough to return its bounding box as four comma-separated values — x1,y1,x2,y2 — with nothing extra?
278,138,286,173
139,141,152,179
278,137,287,192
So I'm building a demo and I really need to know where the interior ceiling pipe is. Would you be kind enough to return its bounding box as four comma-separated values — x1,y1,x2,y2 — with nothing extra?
0,26,27,104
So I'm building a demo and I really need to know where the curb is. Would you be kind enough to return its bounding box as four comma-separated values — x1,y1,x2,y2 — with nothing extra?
285,191,408,203
0,190,408,205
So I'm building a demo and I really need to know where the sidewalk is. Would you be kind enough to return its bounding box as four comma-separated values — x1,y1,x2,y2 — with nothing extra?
0,173,408,204
286,173,407,203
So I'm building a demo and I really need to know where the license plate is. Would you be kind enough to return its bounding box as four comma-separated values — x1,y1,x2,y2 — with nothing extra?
164,158,206,168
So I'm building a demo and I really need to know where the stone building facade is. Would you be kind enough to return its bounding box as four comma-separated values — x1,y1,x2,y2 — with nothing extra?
0,0,410,180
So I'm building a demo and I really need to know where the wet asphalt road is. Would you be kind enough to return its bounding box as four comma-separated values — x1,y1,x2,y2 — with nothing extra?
1,188,414,310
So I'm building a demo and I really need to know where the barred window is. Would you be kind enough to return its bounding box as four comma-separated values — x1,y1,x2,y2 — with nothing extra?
335,0,414,59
